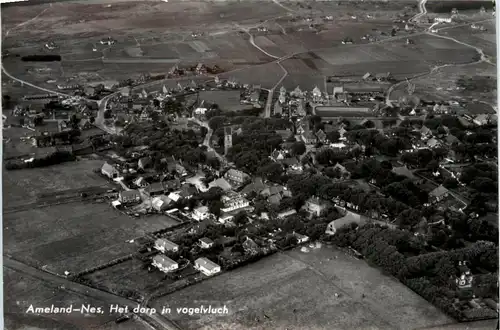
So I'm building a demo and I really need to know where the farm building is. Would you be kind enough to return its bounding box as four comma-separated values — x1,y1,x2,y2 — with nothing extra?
152,255,178,273
101,162,119,179
194,257,221,276
154,238,179,253
119,190,141,204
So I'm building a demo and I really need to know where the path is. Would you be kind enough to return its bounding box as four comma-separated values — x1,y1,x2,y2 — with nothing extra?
4,257,181,330
271,0,296,14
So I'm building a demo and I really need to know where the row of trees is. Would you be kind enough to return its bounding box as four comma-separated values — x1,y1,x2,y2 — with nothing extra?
5,151,75,170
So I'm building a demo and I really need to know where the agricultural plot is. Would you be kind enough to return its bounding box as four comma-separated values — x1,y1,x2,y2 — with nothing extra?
187,90,251,112
139,43,180,59
266,33,308,55
391,62,497,105
221,62,285,89
151,246,452,330
4,202,180,274
3,160,113,207
4,267,123,329
209,34,272,64
441,25,497,58
253,36,287,58
82,258,169,297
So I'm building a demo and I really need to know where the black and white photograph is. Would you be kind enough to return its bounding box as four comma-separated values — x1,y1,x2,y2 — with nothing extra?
1,0,499,329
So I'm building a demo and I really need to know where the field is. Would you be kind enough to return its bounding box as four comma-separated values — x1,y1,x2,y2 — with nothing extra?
151,246,453,330
440,20,497,58
391,61,497,105
186,90,253,112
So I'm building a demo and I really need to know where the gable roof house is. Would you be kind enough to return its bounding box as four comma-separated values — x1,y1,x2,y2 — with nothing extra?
152,195,173,212
303,196,330,216
331,163,351,179
419,125,432,138
391,165,417,181
138,156,152,170
301,131,317,145
241,178,268,197
179,183,198,199
199,237,214,249
145,182,166,196
152,255,178,273
325,211,366,235
315,129,327,143
224,169,250,185
208,178,233,191
194,257,221,276
119,190,142,204
429,185,449,203
154,238,179,253
101,162,119,179
426,137,440,148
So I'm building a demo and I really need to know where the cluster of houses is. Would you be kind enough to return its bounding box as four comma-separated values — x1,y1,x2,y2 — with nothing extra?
152,238,221,276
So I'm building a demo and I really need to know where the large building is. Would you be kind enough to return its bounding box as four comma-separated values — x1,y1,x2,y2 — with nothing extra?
314,105,372,120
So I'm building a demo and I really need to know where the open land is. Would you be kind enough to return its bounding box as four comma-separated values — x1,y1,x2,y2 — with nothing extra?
151,246,453,330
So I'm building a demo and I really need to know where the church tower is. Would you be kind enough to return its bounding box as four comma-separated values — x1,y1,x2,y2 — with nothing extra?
224,126,232,155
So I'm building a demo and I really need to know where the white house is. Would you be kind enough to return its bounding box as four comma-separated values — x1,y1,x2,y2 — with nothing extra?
312,86,322,101
294,233,309,244
154,238,179,253
434,17,452,23
221,195,249,213
199,237,214,249
152,255,178,273
193,206,210,221
101,162,119,179
325,211,365,235
194,257,221,276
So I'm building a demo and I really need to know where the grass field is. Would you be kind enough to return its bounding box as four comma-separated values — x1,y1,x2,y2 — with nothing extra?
151,246,452,330
3,160,113,207
4,267,132,330
440,21,497,58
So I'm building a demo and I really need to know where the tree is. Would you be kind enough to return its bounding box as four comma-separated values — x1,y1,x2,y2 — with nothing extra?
103,110,113,119
208,200,224,218
89,116,95,124
18,117,25,126
290,141,306,156
327,130,340,143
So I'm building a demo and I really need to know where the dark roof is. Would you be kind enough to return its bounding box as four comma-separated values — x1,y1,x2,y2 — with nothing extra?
146,182,165,193
430,185,449,198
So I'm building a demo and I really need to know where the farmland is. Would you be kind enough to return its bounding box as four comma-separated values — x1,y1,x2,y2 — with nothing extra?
439,20,497,58
390,61,497,105
151,246,452,330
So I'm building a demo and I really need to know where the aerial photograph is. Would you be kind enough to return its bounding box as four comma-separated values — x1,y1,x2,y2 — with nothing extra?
1,0,498,329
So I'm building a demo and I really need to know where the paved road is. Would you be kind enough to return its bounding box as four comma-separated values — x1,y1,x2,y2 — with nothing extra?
410,0,428,23
4,257,181,330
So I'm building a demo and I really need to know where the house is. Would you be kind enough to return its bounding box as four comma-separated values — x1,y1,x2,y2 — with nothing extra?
429,185,450,204
133,176,148,188
101,162,119,179
270,149,286,161
152,195,172,212
294,233,309,244
331,163,351,179
303,196,329,216
193,206,210,221
78,119,93,130
445,134,461,146
138,156,152,170
426,137,440,148
163,178,181,191
167,192,181,203
419,125,432,138
273,100,283,115
145,182,165,196
277,209,297,219
208,178,233,191
325,211,365,235
473,114,489,126
224,169,250,185
241,178,268,197
119,190,141,204
316,129,327,143
199,237,214,249
391,165,417,181
154,238,179,253
179,183,198,199
175,163,187,176
194,257,221,276
290,86,304,98
152,255,178,273
312,86,322,101
221,194,250,212
301,131,317,145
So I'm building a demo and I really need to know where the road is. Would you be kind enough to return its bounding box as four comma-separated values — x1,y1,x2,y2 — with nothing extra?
410,0,428,23
4,257,181,330
189,117,226,164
